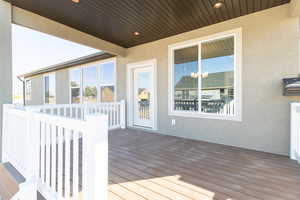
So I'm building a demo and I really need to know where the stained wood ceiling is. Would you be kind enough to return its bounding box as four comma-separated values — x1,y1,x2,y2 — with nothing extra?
10,0,290,48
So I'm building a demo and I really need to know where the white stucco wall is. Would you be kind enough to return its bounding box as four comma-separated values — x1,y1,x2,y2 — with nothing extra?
27,4,299,155
116,5,300,155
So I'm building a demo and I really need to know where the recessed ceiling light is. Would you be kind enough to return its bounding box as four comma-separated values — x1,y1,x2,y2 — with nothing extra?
72,0,80,3
133,31,140,36
213,2,223,8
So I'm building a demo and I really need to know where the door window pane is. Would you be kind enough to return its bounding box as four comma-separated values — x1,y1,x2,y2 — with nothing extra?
83,66,97,103
100,86,115,102
174,46,198,111
137,71,150,120
100,62,115,85
201,36,235,115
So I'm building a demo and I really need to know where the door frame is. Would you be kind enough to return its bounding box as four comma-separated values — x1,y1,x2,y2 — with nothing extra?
127,59,157,130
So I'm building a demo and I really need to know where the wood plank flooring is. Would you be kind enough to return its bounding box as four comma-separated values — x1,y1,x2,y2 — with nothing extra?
108,129,300,200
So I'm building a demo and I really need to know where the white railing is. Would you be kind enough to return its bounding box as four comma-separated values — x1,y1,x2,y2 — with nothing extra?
290,103,300,163
26,100,126,130
222,100,235,115
2,104,108,200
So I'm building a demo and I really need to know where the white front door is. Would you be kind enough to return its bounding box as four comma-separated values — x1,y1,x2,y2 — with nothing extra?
133,67,153,128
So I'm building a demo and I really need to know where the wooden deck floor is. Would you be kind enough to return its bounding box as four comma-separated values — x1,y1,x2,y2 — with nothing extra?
108,129,300,200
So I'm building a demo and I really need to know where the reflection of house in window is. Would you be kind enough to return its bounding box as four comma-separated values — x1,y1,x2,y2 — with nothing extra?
175,71,234,101
101,86,114,102
139,89,149,101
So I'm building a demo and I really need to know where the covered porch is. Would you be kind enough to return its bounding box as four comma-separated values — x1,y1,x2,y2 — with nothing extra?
2,0,300,199
108,129,300,200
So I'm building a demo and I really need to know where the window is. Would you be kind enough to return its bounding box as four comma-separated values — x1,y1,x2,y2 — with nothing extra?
83,66,98,103
174,46,199,111
69,58,116,104
169,29,242,121
44,74,56,104
25,79,31,101
99,61,115,102
70,69,81,104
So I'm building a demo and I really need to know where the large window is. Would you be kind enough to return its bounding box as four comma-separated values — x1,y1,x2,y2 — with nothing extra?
169,29,241,121
69,58,116,104
44,74,56,104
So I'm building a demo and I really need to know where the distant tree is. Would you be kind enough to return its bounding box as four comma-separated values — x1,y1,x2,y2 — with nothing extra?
70,81,79,87
85,86,97,97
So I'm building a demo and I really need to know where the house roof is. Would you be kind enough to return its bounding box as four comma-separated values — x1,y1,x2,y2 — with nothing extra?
9,0,290,48
18,52,114,78
175,71,234,90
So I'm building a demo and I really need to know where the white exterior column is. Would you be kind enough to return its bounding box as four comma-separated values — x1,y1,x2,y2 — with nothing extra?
0,0,12,162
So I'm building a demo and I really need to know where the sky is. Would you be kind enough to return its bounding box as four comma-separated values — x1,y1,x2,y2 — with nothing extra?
12,24,100,99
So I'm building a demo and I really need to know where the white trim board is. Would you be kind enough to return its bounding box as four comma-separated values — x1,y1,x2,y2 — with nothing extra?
168,28,242,121
127,59,158,130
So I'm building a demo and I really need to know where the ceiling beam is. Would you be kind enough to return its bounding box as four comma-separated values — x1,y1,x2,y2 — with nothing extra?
12,6,126,56
290,0,300,17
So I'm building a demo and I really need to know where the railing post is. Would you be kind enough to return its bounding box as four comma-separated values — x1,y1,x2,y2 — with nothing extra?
24,110,39,199
1,104,10,163
83,114,108,200
120,100,126,129
290,103,300,163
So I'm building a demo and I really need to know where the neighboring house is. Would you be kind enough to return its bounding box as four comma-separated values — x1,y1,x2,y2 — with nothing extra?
18,4,299,156
174,71,234,112
19,52,116,106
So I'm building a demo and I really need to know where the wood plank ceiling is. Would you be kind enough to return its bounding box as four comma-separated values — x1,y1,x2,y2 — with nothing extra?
10,0,290,48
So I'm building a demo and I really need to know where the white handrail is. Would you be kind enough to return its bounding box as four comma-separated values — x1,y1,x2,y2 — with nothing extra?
2,104,108,200
26,100,126,130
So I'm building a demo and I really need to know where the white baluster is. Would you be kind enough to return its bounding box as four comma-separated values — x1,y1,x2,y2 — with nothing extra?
73,132,79,200
65,129,71,198
40,122,45,183
74,106,77,118
109,104,112,128
120,100,126,129
51,125,57,193
64,107,67,117
113,104,117,128
45,123,51,187
57,127,64,198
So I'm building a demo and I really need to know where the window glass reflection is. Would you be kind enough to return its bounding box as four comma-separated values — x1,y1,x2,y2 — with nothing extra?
83,66,97,103
201,36,235,115
174,46,198,111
